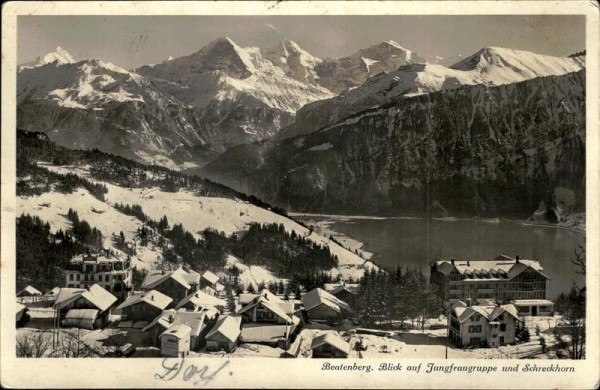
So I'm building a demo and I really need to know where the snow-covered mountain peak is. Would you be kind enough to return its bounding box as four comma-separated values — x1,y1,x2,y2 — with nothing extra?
43,46,76,64
383,40,407,50
19,46,76,71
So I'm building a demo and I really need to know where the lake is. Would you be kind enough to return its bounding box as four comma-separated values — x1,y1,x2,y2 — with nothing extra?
301,216,585,300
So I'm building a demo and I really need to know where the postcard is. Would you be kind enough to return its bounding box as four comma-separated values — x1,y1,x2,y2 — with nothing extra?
1,1,598,388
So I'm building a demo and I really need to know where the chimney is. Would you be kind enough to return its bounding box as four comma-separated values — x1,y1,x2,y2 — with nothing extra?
467,261,470,266
466,298,472,307
515,255,520,263
450,258,455,265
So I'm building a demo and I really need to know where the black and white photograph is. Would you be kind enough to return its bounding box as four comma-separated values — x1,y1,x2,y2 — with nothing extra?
1,1,598,388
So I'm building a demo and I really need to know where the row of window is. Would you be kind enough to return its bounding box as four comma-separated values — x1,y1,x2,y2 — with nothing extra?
468,323,507,334
68,273,129,282
448,290,545,300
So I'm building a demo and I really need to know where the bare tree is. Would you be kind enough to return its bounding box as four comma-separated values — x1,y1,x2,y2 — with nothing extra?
571,240,586,275
16,331,52,358
54,328,100,358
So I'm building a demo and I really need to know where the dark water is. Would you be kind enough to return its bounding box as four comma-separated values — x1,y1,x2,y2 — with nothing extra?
314,217,585,300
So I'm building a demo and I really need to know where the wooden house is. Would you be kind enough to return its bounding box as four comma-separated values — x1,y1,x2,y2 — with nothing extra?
53,284,117,329
205,315,242,352
448,303,519,348
116,290,173,322
302,288,353,324
141,268,200,305
160,323,192,357
311,333,351,358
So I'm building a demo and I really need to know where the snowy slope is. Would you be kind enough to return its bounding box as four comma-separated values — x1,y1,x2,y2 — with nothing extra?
279,47,586,139
17,187,162,270
23,162,377,280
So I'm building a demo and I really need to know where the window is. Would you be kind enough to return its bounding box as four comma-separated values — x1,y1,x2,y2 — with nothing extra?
500,336,505,344
76,274,81,281
500,323,506,331
468,325,482,334
473,315,481,322
469,337,480,346
69,274,74,281
105,275,110,282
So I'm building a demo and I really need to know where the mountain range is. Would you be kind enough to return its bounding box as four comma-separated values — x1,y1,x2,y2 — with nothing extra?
17,39,586,220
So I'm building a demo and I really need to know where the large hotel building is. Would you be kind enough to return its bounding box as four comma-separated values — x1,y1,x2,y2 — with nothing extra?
430,254,554,316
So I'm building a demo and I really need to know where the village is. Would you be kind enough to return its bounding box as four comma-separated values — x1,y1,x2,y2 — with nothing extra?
16,249,577,360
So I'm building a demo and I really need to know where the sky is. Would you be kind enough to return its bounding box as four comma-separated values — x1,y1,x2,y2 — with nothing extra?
18,15,586,69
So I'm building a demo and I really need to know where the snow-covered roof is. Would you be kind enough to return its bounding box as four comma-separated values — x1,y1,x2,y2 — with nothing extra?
81,284,118,312
240,323,291,343
16,303,27,315
142,310,176,332
53,285,116,312
330,285,357,296
116,290,172,311
54,288,87,309
175,290,226,310
201,270,220,285
48,287,61,296
142,267,199,290
161,323,192,339
143,310,206,336
311,332,351,354
206,315,242,343
65,308,99,320
237,296,295,324
432,255,549,281
302,288,353,314
17,285,42,296
171,312,207,336
512,299,555,306
452,304,519,323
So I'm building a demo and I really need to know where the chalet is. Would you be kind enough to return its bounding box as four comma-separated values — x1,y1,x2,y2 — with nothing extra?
430,255,550,303
46,287,61,297
240,323,297,348
116,290,173,322
175,290,226,313
141,268,200,305
302,288,353,324
448,303,519,348
200,270,220,289
64,251,132,297
311,332,351,358
329,285,358,307
237,290,297,325
160,324,192,357
205,315,243,352
143,310,212,349
16,303,29,327
17,285,42,303
53,284,117,329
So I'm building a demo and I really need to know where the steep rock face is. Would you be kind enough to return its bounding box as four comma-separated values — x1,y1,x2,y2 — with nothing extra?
314,41,424,94
200,71,586,218
136,37,334,149
278,48,585,140
17,60,218,168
